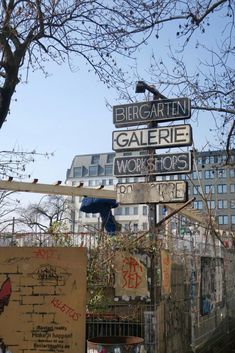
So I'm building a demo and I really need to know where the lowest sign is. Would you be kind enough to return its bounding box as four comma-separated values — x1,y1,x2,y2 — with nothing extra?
116,181,188,204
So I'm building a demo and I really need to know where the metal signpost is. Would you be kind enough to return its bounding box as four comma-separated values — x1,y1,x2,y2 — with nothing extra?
112,90,192,206
113,152,192,177
113,97,191,127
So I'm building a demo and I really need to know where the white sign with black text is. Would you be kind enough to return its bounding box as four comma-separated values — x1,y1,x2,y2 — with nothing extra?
116,181,188,204
112,125,192,151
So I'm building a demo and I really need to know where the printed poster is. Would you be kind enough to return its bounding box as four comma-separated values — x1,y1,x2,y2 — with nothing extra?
0,247,87,353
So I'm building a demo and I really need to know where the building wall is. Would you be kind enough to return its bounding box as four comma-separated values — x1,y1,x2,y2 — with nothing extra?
65,149,235,232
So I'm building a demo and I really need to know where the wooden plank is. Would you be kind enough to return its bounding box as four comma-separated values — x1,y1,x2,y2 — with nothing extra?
0,180,116,199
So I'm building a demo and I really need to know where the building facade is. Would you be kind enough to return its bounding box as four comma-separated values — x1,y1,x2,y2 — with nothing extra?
65,149,235,232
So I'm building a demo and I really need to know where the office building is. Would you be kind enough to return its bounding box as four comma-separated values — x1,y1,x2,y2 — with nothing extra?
65,149,235,232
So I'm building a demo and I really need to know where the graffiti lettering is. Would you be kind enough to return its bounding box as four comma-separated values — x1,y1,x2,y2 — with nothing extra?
32,248,59,260
51,297,81,321
121,256,143,289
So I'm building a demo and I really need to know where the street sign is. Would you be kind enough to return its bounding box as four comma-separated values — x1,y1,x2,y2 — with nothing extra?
116,181,188,204
113,98,191,128
112,124,192,151
114,152,192,177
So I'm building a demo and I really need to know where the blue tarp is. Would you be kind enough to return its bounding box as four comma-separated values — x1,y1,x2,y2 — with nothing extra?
80,197,119,235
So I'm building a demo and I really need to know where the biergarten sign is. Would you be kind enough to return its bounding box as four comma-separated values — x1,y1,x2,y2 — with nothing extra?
113,97,191,128
114,152,192,177
112,124,192,151
116,181,188,204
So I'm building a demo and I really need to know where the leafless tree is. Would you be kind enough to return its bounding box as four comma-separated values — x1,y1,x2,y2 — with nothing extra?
0,0,168,129
0,190,20,232
116,0,234,160
0,147,53,179
18,194,73,233
0,0,234,154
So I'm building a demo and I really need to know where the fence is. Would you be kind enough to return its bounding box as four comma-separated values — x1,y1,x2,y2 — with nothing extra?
1,226,235,353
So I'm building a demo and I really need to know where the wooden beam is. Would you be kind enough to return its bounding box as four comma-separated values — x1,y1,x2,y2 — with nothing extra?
0,180,117,199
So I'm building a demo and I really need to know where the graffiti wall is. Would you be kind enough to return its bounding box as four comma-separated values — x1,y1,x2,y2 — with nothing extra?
0,247,87,353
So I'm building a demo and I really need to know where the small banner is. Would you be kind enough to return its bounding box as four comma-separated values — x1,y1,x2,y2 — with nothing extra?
114,252,148,297
0,247,87,353
161,249,171,295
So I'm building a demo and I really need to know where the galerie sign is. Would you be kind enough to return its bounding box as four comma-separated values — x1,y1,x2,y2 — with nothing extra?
114,152,192,177
112,125,192,151
0,247,87,353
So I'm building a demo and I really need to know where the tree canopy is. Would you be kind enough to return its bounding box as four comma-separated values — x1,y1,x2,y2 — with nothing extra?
0,0,234,154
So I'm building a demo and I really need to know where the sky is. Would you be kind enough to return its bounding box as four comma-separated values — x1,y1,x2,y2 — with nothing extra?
0,15,220,207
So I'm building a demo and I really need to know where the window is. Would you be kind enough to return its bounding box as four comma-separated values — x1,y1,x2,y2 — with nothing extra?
131,207,138,215
209,156,214,164
104,165,113,176
232,215,235,224
231,200,235,209
192,171,202,180
204,170,214,179
207,200,215,209
230,169,235,178
125,207,130,215
107,154,114,163
194,201,203,209
88,180,95,186
197,157,202,165
73,166,83,177
218,200,228,209
193,185,201,195
108,179,113,185
217,169,227,178
89,165,98,176
123,152,132,156
205,185,215,194
143,206,148,215
231,184,235,193
143,223,148,230
133,224,138,231
218,184,227,194
91,155,100,164
101,179,107,186
114,207,123,216
218,215,228,225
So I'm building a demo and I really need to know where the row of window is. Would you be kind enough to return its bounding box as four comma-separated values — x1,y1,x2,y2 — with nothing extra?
73,164,113,178
181,169,235,180
196,154,234,165
218,215,235,225
90,154,114,165
193,184,235,195
194,200,235,209
89,153,235,167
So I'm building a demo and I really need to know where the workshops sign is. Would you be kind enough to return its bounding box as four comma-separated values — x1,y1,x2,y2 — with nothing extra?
113,97,191,127
114,152,192,177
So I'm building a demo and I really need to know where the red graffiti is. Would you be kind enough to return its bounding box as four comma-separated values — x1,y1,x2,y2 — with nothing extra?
121,256,143,289
51,297,81,321
32,248,59,260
